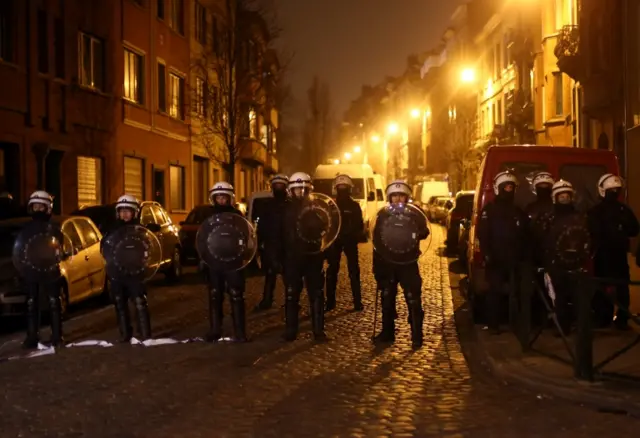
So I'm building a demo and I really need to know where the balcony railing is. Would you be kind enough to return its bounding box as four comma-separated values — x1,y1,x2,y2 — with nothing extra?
554,25,583,81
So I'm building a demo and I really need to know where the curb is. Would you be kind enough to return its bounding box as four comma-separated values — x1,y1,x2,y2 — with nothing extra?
475,328,640,418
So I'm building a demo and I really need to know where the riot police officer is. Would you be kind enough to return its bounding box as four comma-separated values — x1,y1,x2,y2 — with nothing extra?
373,180,429,349
282,172,327,341
544,180,591,335
477,171,528,334
325,174,364,312
22,190,65,348
588,173,639,330
255,174,289,311
102,194,153,342
206,181,248,342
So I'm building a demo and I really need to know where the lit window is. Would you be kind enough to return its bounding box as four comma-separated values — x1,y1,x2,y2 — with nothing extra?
248,109,256,137
169,72,184,119
195,77,205,116
170,165,185,210
124,48,144,104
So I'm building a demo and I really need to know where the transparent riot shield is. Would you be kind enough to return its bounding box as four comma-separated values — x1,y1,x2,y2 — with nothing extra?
372,203,429,264
101,225,162,283
12,221,72,283
296,192,341,254
196,212,257,271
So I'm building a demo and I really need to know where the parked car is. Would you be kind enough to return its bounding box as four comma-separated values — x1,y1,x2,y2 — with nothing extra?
458,219,471,265
247,190,274,272
0,215,107,318
445,191,475,252
431,197,453,224
178,205,216,266
73,201,183,282
426,196,449,220
466,145,620,316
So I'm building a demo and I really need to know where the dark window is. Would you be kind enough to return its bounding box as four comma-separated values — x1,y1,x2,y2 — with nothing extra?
554,72,564,116
78,32,104,90
37,10,48,73
185,206,216,224
158,62,166,112
313,178,365,199
54,18,64,78
157,0,165,19
140,205,156,226
62,221,84,251
376,189,384,201
0,1,15,63
499,162,549,209
170,0,184,34
559,164,608,213
195,2,207,45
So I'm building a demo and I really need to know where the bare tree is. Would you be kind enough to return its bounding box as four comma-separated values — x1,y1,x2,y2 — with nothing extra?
439,105,478,192
190,0,284,183
302,76,333,172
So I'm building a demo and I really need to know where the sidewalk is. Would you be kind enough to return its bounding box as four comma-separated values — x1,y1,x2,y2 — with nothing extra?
474,253,640,417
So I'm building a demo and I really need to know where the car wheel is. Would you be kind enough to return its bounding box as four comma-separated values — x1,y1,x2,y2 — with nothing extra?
165,247,183,282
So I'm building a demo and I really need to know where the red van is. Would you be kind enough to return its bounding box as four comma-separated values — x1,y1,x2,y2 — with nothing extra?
465,145,620,315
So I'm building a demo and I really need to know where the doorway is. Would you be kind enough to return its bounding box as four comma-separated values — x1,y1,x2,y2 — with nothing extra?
45,150,64,214
153,168,166,207
0,143,20,199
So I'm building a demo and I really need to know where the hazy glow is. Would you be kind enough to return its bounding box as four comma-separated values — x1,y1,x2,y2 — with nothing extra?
387,123,399,134
354,146,361,153
371,135,380,142
460,68,475,83
344,152,352,160
410,108,420,118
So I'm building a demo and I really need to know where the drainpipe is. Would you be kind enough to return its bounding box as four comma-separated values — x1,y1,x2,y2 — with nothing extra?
622,0,629,187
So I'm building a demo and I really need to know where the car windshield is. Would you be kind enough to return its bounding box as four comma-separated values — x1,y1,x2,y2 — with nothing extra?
559,164,608,213
0,224,23,258
499,162,549,209
185,206,216,224
313,178,366,199
251,197,272,222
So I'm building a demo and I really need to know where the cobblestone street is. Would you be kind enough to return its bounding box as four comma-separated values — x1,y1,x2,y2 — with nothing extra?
0,227,636,437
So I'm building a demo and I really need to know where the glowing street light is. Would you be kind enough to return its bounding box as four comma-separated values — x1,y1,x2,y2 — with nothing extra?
460,68,476,83
333,159,340,164
344,152,352,160
371,135,380,143
387,122,399,134
410,108,421,119
354,145,361,153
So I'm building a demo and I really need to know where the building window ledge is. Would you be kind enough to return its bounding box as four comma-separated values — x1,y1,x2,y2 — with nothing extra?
543,117,565,127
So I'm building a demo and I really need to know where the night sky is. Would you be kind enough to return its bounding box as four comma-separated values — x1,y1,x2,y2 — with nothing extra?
274,0,464,119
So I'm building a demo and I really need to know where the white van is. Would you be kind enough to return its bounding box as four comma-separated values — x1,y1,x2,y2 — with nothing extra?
412,180,450,212
373,173,385,206
313,163,378,234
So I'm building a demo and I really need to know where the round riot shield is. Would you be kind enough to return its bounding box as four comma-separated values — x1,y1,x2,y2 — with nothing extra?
552,216,591,271
372,203,429,264
196,212,257,271
101,225,162,283
296,192,341,254
12,221,72,282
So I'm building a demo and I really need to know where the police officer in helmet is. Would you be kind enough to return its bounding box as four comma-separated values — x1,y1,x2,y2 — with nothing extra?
373,180,429,349
325,173,364,312
205,181,248,342
22,190,66,348
255,174,289,311
102,194,153,342
588,173,639,330
282,172,327,341
477,171,528,334
544,180,591,335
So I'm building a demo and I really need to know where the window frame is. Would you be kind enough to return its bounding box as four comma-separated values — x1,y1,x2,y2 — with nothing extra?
195,2,207,45
78,31,104,91
123,156,145,201
0,1,15,63
554,71,564,117
157,60,167,112
123,46,145,104
168,71,185,120
194,76,206,116
169,0,184,34
169,164,186,211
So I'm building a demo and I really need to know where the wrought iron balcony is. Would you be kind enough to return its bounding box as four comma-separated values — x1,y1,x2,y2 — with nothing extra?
554,25,583,81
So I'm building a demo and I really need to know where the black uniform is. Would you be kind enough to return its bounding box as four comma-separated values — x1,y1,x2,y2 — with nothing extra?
544,202,591,334
477,190,528,332
255,190,289,310
588,193,639,328
525,187,554,267
282,196,327,341
101,217,152,342
325,192,364,311
373,206,429,348
22,213,65,348
206,204,248,342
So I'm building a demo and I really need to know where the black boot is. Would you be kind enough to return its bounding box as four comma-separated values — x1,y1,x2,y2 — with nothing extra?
134,296,152,341
113,293,132,343
311,292,328,342
230,289,248,342
49,295,65,347
350,272,363,311
283,287,300,341
255,271,276,311
206,287,223,342
22,288,40,349
409,303,424,349
374,288,396,344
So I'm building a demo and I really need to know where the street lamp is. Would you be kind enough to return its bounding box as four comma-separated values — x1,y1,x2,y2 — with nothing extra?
333,159,340,165
387,122,399,134
371,135,380,143
344,152,352,160
354,145,361,153
410,108,421,119
460,68,476,83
